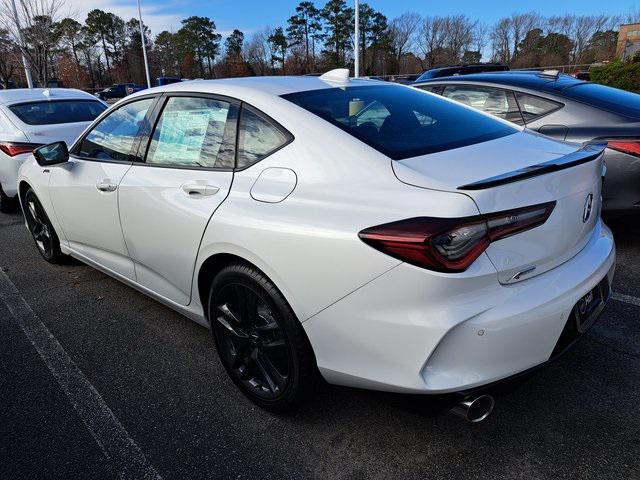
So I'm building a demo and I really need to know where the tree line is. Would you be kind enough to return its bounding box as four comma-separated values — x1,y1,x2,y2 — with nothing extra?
0,0,638,89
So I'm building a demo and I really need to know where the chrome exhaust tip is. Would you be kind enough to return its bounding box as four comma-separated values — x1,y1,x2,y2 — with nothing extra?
450,394,495,423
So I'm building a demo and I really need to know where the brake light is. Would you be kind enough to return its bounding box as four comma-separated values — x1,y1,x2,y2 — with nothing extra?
358,202,556,272
0,141,42,157
607,140,640,158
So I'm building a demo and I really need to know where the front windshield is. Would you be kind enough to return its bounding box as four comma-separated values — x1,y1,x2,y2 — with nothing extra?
282,84,517,160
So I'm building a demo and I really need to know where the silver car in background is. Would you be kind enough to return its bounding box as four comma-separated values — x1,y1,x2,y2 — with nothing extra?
415,71,640,215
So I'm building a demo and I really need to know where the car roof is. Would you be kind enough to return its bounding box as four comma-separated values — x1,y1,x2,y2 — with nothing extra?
0,88,98,106
416,71,584,93
428,64,506,71
139,75,387,98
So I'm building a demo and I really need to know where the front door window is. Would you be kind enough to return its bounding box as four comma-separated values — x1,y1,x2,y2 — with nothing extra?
75,98,154,161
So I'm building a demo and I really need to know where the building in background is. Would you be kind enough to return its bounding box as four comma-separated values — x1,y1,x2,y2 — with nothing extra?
617,23,640,59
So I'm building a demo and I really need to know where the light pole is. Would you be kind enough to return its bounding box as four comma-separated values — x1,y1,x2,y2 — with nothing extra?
10,0,34,88
137,0,152,88
354,0,360,77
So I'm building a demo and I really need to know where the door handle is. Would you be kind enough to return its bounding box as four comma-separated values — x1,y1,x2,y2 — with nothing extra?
96,180,117,192
181,183,220,197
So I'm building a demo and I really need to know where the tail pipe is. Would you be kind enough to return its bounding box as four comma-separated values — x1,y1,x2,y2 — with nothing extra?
450,394,495,423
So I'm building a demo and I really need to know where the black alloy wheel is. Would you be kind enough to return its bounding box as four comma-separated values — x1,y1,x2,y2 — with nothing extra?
209,263,315,412
23,188,63,263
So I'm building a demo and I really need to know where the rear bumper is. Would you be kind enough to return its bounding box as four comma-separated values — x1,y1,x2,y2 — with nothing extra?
304,220,615,393
0,153,30,197
602,148,640,212
459,276,611,397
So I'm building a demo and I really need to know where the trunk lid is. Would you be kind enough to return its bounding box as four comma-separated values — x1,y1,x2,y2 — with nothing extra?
22,121,91,147
392,131,605,283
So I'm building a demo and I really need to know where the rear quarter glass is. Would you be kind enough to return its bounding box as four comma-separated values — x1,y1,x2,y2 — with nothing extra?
281,85,517,160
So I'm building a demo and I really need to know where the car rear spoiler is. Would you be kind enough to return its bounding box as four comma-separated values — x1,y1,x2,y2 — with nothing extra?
457,142,607,191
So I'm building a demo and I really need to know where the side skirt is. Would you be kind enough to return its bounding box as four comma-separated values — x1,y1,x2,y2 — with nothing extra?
61,245,209,328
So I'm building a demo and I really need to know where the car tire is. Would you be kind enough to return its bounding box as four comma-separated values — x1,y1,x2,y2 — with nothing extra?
22,188,65,263
208,262,317,413
0,184,18,213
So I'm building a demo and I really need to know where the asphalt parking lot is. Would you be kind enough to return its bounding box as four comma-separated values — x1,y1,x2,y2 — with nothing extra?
1,207,639,480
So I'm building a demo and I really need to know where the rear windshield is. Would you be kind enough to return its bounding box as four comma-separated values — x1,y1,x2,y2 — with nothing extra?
281,85,517,160
562,83,640,118
416,69,447,81
9,100,106,125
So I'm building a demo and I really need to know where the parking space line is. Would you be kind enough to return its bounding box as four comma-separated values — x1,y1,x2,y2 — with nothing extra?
612,292,640,308
0,270,163,480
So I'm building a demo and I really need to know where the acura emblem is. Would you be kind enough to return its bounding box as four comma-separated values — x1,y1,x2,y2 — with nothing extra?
582,193,593,223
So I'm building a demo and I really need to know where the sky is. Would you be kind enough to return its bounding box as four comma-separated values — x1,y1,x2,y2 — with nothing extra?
62,0,640,38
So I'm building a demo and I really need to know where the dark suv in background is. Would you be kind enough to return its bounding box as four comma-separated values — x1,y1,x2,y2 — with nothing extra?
95,83,146,100
414,64,509,82
414,70,640,214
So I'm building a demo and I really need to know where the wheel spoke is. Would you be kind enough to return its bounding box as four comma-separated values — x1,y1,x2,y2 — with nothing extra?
28,201,38,221
217,303,242,325
254,349,287,394
261,338,285,350
214,282,290,399
32,223,44,240
252,349,278,394
231,343,251,369
216,303,248,338
255,318,279,333
30,201,46,225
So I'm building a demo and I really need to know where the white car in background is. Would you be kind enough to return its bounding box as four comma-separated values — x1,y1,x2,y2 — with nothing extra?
0,88,106,212
16,71,615,420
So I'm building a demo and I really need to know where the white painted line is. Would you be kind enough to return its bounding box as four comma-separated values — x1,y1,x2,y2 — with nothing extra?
612,292,640,308
0,270,162,480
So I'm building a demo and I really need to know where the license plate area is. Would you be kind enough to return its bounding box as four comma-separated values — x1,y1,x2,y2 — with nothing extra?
551,276,611,358
574,282,604,333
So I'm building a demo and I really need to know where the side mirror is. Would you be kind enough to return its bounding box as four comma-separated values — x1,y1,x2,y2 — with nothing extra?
34,141,69,166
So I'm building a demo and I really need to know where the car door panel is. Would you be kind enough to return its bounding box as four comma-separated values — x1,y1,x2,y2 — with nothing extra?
117,95,239,306
118,166,232,305
49,159,135,279
48,96,158,280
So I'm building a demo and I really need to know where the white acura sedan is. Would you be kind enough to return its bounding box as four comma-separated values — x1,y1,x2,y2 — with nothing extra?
17,70,615,419
0,88,107,212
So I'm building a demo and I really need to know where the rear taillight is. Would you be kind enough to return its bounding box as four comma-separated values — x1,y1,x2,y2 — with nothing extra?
607,140,640,158
358,202,556,273
0,141,42,157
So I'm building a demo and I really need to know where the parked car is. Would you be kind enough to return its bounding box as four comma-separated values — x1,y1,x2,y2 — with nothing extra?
0,88,107,212
17,71,614,419
156,77,182,86
95,83,146,100
0,80,18,89
572,70,591,81
388,74,420,84
46,79,64,88
415,64,509,82
415,70,640,214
